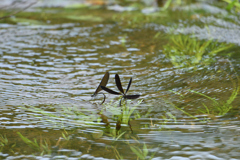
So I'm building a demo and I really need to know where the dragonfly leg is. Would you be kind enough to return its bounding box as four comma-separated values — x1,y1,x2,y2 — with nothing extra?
100,93,106,105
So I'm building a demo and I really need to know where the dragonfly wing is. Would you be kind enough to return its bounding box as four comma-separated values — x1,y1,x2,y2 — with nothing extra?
101,86,122,95
115,74,124,94
124,94,140,99
125,77,132,94
92,72,109,97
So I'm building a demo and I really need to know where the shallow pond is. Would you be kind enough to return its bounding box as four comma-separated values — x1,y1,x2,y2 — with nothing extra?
0,1,240,159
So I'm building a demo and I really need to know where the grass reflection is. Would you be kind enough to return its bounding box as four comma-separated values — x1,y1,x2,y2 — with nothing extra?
163,34,233,69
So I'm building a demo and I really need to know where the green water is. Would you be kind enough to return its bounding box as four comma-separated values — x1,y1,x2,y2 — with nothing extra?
0,1,240,159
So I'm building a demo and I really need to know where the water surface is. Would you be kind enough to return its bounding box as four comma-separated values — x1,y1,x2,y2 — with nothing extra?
0,2,240,159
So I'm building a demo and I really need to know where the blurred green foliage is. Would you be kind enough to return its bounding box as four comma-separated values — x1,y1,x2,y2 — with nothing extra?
163,34,233,69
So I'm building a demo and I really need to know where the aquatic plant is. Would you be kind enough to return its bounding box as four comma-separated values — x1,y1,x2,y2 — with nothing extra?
164,96,199,121
158,0,240,12
0,134,15,153
140,111,177,130
192,67,239,116
122,136,157,160
129,142,156,160
190,90,233,116
20,104,100,129
62,129,71,141
101,74,140,106
20,98,143,139
112,136,157,160
102,99,144,136
118,100,143,124
93,99,144,139
161,0,182,10
0,134,8,148
224,0,240,12
103,99,144,123
17,132,52,155
170,69,239,118
105,129,127,141
112,145,124,160
163,34,233,69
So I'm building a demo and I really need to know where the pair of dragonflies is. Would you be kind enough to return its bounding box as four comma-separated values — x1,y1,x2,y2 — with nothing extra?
91,72,140,105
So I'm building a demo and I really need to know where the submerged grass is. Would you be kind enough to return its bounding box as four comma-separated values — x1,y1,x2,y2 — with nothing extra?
17,132,52,155
170,67,239,119
103,99,145,124
20,99,143,137
16,99,151,157
102,99,146,138
165,99,200,121
163,34,234,69
112,136,158,160
192,67,239,116
129,143,157,160
0,134,15,153
20,104,100,129
0,134,8,147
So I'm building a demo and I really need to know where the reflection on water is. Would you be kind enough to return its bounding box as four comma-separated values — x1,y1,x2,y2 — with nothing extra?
1,3,240,159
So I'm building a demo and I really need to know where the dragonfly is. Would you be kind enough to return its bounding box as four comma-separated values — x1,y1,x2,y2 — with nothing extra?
101,74,140,106
91,71,109,104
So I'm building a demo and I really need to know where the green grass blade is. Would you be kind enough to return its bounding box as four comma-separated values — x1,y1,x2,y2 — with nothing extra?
143,143,148,158
188,90,219,105
130,146,144,159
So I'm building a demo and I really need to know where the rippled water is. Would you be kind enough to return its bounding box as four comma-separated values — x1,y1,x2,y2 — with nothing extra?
1,2,240,160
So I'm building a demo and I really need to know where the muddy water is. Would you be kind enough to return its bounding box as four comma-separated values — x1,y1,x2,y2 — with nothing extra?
1,3,240,160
